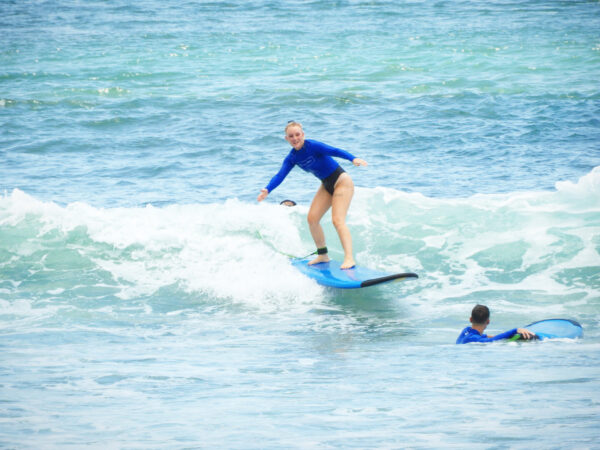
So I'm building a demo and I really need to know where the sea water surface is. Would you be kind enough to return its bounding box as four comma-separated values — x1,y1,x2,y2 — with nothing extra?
1,0,599,448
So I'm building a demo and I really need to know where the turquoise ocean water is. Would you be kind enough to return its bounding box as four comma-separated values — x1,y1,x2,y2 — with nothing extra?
1,0,600,447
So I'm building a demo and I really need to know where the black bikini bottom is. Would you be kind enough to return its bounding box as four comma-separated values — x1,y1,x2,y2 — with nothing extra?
321,166,345,195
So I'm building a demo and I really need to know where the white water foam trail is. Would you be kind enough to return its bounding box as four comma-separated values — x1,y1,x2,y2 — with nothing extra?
0,190,325,313
349,168,599,325
1,167,598,319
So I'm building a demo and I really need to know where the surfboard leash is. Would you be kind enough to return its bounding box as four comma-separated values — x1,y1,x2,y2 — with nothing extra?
255,230,317,260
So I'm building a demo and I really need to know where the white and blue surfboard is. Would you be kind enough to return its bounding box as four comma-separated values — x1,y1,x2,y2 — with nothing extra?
510,319,583,341
291,258,418,289
526,319,583,340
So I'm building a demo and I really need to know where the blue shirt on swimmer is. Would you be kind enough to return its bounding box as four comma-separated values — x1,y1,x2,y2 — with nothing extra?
264,139,356,193
456,327,519,344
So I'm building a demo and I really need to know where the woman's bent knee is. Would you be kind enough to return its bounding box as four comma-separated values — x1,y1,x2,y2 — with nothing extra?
331,216,347,230
307,213,321,226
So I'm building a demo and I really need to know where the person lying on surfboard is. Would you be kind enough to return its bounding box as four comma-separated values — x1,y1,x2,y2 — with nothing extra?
456,304,536,344
257,121,367,269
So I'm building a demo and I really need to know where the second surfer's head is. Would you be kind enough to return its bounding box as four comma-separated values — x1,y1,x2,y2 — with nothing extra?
470,304,490,325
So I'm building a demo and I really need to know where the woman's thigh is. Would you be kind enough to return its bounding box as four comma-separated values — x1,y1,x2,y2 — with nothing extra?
331,174,354,221
308,184,332,224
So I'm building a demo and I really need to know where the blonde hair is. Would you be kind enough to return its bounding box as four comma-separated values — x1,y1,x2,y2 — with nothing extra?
285,121,303,134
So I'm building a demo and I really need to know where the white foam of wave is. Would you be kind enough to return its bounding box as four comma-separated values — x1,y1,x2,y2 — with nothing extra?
349,168,599,320
0,190,325,312
1,167,598,316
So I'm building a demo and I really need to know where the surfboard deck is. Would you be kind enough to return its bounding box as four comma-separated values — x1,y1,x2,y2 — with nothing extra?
509,319,583,341
291,258,418,289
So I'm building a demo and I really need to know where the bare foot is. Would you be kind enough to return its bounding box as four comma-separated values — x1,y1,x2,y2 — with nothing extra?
308,254,330,265
340,259,356,269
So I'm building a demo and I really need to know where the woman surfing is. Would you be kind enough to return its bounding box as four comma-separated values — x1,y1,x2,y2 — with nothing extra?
257,122,367,269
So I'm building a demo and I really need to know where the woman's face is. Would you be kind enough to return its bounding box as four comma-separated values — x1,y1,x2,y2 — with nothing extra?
285,125,305,150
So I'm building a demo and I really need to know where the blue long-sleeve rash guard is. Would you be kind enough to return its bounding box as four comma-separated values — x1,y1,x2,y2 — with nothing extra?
456,327,519,344
264,139,356,193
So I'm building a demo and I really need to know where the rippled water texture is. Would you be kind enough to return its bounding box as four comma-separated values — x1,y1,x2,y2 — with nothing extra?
2,0,599,205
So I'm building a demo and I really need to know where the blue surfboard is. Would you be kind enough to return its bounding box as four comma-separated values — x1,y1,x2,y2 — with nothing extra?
291,258,418,289
511,319,583,341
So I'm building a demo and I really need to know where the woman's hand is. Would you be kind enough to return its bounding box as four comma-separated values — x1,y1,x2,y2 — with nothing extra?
257,189,269,202
352,158,367,167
